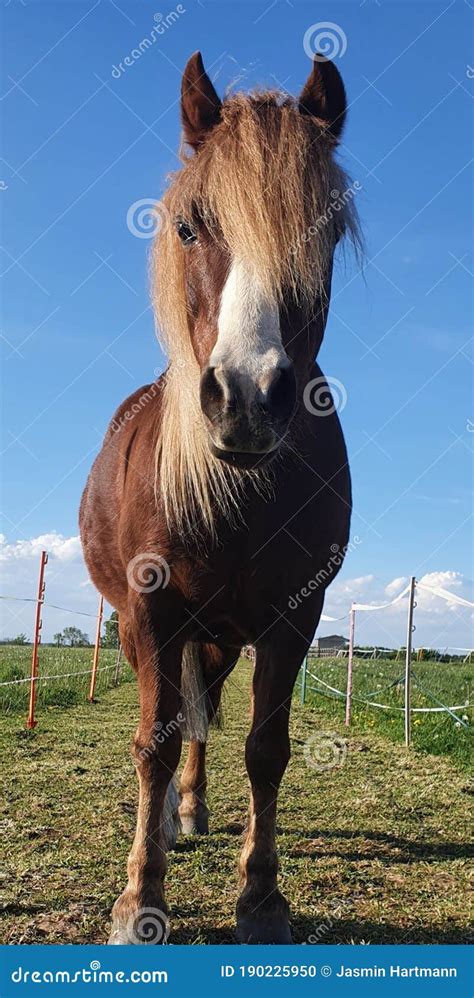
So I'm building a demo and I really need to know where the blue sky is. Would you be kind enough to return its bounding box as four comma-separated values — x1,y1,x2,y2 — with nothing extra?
1,0,473,647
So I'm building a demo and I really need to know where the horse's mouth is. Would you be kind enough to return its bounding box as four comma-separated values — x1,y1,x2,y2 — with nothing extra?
209,441,279,470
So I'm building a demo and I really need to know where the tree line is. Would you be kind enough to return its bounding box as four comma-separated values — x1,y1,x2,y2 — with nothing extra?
0,611,120,648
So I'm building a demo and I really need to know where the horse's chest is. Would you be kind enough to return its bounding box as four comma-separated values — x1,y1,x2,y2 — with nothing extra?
184,532,318,642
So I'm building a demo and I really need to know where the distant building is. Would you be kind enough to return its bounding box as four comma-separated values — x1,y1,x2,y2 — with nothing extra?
313,634,347,657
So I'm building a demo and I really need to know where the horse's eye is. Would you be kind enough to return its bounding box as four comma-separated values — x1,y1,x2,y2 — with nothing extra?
176,219,197,245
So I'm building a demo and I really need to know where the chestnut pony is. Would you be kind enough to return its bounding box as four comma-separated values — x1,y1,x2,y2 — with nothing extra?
80,51,360,944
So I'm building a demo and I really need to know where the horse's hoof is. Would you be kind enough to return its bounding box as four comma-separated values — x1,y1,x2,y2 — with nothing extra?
236,888,291,944
235,914,293,944
108,925,131,945
179,808,209,835
108,900,170,945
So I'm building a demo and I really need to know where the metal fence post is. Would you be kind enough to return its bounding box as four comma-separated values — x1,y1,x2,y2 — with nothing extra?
113,643,123,687
26,550,48,729
404,577,416,747
300,655,307,704
345,604,356,727
88,595,104,703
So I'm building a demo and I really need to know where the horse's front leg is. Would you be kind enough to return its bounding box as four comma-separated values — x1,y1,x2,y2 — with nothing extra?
236,629,311,944
109,599,184,945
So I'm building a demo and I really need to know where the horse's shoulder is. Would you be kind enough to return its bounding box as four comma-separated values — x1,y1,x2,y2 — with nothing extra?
104,377,165,440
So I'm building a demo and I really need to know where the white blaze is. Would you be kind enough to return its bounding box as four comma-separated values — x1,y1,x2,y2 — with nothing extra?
209,259,289,402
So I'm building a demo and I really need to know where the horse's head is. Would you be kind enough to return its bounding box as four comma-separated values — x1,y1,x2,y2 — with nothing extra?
153,53,359,526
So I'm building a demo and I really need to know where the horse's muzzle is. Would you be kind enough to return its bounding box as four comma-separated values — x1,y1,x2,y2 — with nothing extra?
208,441,280,469
200,362,296,467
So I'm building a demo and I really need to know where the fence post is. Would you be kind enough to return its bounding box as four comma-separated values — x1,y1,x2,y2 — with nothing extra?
300,655,307,704
26,549,48,729
113,643,123,687
88,595,104,703
345,604,356,727
404,576,416,747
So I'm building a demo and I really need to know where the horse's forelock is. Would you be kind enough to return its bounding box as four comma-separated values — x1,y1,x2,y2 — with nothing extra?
154,90,360,354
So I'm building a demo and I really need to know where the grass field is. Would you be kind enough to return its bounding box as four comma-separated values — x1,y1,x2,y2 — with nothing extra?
0,646,135,714
1,658,472,945
301,654,473,771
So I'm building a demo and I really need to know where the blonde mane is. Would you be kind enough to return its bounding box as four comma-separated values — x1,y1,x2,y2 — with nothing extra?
152,90,361,538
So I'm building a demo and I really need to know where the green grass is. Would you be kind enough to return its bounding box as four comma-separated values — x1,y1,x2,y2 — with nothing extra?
1,660,472,945
301,655,473,771
0,645,135,715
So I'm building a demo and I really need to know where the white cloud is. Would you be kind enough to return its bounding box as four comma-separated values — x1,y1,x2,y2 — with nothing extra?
337,574,374,596
418,570,463,592
321,570,473,651
415,571,471,618
0,532,98,642
0,532,82,562
385,576,407,597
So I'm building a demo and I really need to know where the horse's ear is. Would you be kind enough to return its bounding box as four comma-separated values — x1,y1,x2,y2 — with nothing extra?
181,51,222,150
298,56,346,139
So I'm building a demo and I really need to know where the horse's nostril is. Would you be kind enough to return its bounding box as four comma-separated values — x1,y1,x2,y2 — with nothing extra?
200,366,226,424
200,366,223,404
265,364,296,421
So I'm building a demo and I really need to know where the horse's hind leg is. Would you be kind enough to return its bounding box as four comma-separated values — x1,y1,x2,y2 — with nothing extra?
179,643,238,836
179,740,209,835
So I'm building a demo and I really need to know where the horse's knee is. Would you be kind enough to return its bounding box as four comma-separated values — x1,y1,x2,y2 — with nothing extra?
132,727,182,777
245,727,290,787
